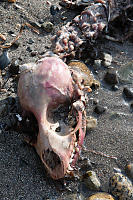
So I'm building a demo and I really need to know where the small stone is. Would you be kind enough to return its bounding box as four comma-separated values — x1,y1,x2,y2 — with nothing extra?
101,52,112,67
94,59,102,68
111,85,119,91
0,102,8,117
82,170,101,191
0,50,10,70
109,172,133,199
11,41,20,49
118,61,133,84
86,116,97,130
50,5,59,16
28,38,34,44
125,163,133,179
123,87,133,100
41,22,54,32
88,192,115,200
104,69,119,85
9,59,19,75
94,105,106,114
30,51,37,57
26,46,33,52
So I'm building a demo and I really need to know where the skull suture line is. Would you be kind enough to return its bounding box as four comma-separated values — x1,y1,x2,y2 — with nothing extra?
18,56,91,179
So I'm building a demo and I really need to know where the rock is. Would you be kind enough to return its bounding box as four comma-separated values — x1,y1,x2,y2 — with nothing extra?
109,172,133,200
82,170,101,191
28,38,34,44
41,22,54,32
130,102,133,109
101,52,112,67
50,5,59,16
26,46,33,52
111,85,119,91
0,50,10,70
88,192,115,200
104,69,119,85
0,102,8,117
123,87,133,100
94,105,106,114
125,163,133,180
94,59,102,68
86,116,97,130
30,51,37,57
11,41,20,49
9,59,19,75
118,61,133,84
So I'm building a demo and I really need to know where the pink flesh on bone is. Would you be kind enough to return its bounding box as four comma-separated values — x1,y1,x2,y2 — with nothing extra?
18,56,86,179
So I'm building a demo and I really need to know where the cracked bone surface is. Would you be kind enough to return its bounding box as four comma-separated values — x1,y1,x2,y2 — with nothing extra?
18,56,87,179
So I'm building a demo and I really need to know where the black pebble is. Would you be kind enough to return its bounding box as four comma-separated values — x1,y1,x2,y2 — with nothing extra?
104,69,119,85
112,85,119,91
0,51,10,70
26,46,33,52
11,41,20,49
94,105,106,114
50,5,59,16
9,60,19,75
123,87,133,100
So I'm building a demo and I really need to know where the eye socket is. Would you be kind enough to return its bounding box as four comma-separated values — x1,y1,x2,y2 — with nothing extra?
20,112,39,143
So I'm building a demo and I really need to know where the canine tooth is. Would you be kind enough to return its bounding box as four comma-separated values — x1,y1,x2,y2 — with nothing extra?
68,165,73,171
71,152,74,159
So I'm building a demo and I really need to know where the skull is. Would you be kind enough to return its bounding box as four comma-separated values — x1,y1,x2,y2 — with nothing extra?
18,56,87,179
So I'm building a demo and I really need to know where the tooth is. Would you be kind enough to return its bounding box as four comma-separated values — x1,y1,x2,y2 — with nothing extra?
68,165,73,171
66,170,70,174
75,142,78,147
71,152,74,159
73,148,75,153
69,158,73,163
76,147,80,152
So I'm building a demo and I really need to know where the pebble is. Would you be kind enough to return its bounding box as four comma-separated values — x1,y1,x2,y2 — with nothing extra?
109,172,133,199
125,163,133,180
86,116,97,130
118,61,133,84
104,69,119,85
0,50,10,70
94,105,106,114
123,87,133,100
0,102,8,117
26,46,33,52
94,59,102,68
11,41,20,49
9,59,19,75
28,38,34,44
101,53,112,67
50,5,59,16
111,85,119,91
30,51,37,57
82,170,101,191
41,22,54,32
88,192,115,200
